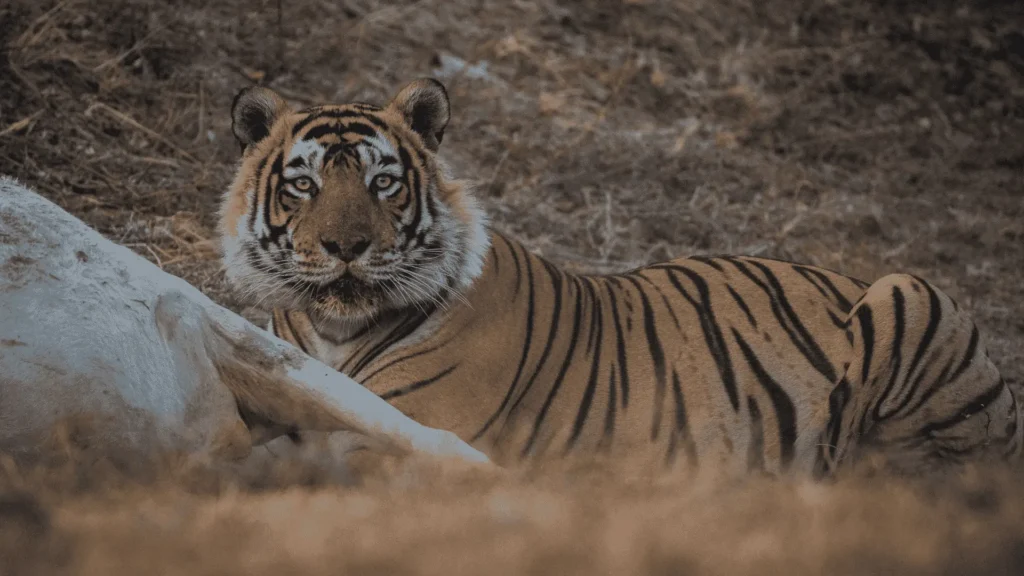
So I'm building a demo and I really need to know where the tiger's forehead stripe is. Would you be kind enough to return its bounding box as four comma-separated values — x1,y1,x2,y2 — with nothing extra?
290,109,364,137
301,120,377,143
287,116,403,176
290,107,391,139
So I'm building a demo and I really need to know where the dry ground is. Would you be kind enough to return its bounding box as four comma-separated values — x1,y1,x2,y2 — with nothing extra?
1,0,1023,574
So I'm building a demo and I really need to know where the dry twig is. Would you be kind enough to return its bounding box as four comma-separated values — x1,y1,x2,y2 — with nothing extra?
84,103,198,164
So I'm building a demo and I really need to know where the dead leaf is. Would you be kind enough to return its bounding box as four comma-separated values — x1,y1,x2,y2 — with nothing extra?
242,67,266,82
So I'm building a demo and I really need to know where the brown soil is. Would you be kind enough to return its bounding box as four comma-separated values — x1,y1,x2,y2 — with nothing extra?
1,0,1023,574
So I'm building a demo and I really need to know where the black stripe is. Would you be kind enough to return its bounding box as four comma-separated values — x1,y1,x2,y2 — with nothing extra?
601,368,617,450
380,364,459,400
323,144,357,168
726,284,757,328
856,305,875,386
504,235,523,299
793,265,855,312
919,379,1007,436
874,286,907,421
637,273,681,331
424,181,439,223
732,328,797,468
827,309,846,330
489,242,500,277
503,259,564,424
338,327,383,374
582,278,599,355
291,110,365,135
604,279,630,408
262,154,286,246
747,397,766,472
897,322,982,420
566,279,605,452
744,259,838,383
348,307,437,378
793,265,834,301
282,312,313,355
887,279,943,416
472,243,538,441
901,353,958,417
723,258,837,383
822,377,852,473
669,371,698,467
524,276,586,456
720,254,863,285
270,309,292,343
247,157,270,230
291,109,391,137
311,119,387,148
949,326,980,383
262,154,284,233
339,120,379,139
622,275,667,440
660,266,740,410
301,122,343,142
398,146,422,241
360,333,459,385
347,314,424,376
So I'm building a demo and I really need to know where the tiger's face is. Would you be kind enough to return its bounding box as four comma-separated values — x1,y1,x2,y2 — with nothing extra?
219,79,488,321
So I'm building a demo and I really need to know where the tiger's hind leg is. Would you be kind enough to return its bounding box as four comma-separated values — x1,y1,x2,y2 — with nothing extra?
821,274,1022,475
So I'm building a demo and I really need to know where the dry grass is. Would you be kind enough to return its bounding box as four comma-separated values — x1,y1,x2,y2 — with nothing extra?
1,0,1023,573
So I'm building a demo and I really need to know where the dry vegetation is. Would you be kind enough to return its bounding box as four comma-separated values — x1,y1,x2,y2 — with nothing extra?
1,0,1023,573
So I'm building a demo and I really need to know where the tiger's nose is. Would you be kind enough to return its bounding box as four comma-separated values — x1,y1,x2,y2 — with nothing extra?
321,237,370,263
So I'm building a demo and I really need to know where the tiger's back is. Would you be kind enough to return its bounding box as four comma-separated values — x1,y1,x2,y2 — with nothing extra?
347,236,866,473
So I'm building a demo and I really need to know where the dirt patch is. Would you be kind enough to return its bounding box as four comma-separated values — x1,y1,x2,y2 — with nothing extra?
1,254,41,288
0,0,1023,573
0,211,33,245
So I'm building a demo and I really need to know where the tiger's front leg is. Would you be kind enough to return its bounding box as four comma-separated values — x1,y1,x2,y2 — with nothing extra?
820,274,1022,475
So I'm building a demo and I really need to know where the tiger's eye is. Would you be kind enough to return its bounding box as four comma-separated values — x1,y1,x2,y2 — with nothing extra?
373,174,394,190
293,177,313,192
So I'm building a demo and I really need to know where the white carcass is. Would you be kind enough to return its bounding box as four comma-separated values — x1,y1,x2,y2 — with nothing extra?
0,176,488,467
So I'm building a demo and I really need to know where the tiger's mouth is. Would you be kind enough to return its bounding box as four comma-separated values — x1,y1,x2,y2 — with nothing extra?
274,258,449,319
309,273,379,304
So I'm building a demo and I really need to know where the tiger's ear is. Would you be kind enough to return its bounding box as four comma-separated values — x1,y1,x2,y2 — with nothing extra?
387,79,450,151
231,86,290,153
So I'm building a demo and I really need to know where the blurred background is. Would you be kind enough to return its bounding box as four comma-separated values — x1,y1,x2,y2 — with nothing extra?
1,0,1023,573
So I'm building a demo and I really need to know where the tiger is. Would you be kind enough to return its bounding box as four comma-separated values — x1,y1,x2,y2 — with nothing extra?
218,78,1022,476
